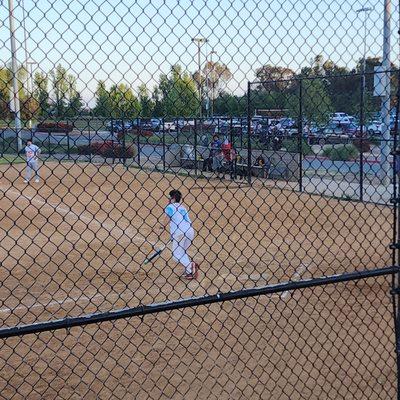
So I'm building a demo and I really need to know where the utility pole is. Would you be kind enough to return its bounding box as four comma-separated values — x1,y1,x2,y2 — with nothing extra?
356,7,372,103
210,50,217,117
21,0,33,129
8,0,22,152
191,37,207,119
356,6,372,201
380,0,391,186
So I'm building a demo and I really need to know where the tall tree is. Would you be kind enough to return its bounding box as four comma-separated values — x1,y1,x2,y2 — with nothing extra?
255,65,295,91
193,61,232,104
65,74,83,117
93,80,111,117
0,65,29,119
49,65,83,118
160,65,199,117
288,78,335,124
138,83,154,117
0,68,10,119
33,72,50,117
108,83,141,119
50,64,69,118
213,92,246,116
151,86,163,117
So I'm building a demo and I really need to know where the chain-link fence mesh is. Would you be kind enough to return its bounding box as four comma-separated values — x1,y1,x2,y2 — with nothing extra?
0,0,400,398
0,275,397,399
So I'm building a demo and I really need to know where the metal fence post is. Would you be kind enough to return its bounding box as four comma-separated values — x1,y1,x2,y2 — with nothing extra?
88,126,92,162
48,133,51,157
137,117,141,168
162,118,166,171
298,79,303,192
67,131,70,160
122,121,126,167
240,118,243,149
230,116,234,179
359,72,366,202
194,118,198,175
390,67,400,400
247,82,252,184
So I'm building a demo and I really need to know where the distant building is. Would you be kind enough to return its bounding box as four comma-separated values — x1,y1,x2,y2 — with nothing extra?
254,109,288,119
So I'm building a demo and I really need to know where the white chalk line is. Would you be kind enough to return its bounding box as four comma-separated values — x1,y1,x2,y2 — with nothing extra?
0,186,285,313
281,263,309,300
0,273,272,316
4,187,149,247
0,293,103,315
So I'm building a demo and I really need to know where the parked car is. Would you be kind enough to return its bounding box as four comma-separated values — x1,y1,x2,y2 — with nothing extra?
339,122,358,136
151,118,162,129
367,120,382,135
276,118,295,130
330,112,352,124
306,123,351,145
367,118,399,135
106,120,132,133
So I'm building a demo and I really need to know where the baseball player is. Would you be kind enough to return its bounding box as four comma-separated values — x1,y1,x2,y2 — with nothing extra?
24,139,41,183
159,189,198,280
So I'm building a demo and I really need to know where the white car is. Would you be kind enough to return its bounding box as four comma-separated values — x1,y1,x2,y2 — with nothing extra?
151,118,162,129
367,120,382,134
330,112,351,124
164,121,176,131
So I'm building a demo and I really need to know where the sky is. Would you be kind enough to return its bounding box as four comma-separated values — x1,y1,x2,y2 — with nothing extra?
0,0,399,107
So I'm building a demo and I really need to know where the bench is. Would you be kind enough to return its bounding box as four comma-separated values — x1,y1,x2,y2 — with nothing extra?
236,163,269,178
181,157,207,171
269,163,289,180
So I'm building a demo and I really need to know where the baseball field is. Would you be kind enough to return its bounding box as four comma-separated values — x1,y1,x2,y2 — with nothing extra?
0,160,395,399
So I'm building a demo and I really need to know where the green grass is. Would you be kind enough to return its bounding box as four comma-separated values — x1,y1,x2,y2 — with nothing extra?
0,155,26,165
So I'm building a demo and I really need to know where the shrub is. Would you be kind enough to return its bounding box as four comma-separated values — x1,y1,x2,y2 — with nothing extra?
36,122,73,133
322,144,359,161
77,144,91,155
123,128,153,139
352,138,371,153
78,141,137,158
281,138,313,156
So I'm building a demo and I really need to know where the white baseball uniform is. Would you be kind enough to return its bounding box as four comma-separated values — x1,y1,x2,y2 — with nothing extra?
25,144,41,182
165,202,194,274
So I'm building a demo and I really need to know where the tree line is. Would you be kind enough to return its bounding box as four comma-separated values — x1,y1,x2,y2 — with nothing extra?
0,55,397,122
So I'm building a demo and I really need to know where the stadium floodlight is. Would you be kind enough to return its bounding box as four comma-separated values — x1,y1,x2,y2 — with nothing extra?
8,0,22,151
191,37,208,119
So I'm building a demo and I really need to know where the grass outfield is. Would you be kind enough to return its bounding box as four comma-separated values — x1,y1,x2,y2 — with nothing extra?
0,155,26,165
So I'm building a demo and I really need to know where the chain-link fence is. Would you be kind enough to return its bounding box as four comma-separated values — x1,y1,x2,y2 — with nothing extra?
1,0,400,398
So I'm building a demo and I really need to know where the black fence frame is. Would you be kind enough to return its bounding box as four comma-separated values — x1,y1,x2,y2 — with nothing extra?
248,70,400,202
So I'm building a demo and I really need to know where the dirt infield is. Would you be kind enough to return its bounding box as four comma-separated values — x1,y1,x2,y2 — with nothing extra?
0,160,395,398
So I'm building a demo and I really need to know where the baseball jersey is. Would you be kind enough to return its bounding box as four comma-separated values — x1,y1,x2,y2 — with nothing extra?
165,202,192,238
25,144,40,162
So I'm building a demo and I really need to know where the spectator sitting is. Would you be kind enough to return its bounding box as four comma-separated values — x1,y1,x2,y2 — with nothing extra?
201,134,209,147
212,149,224,179
236,154,247,180
254,155,270,178
210,134,223,177
224,146,238,180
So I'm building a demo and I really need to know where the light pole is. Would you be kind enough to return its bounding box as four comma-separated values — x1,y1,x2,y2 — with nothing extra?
26,60,37,129
209,50,217,117
21,0,35,129
356,7,372,92
8,0,22,152
380,0,391,186
356,6,372,201
191,37,208,119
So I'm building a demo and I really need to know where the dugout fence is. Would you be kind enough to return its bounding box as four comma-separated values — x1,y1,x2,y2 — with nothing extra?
1,0,400,398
